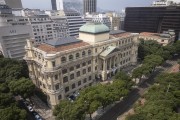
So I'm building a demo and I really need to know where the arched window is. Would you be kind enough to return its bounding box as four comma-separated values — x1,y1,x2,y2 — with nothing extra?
69,55,73,61
76,53,80,58
88,50,92,55
82,51,86,57
61,57,66,63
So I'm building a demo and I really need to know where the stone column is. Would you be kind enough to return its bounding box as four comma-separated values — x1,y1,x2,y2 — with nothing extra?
110,57,112,69
102,59,107,81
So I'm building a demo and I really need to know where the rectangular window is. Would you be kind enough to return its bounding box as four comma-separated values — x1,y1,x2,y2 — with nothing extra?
55,84,59,90
63,76,68,83
89,76,92,81
55,75,58,80
65,87,69,93
83,69,86,74
95,66,97,71
78,81,81,86
88,67,91,72
88,60,91,64
76,71,80,77
83,78,87,83
70,74,74,80
52,61,56,67
82,62,86,67
76,64,80,69
58,95,62,100
72,83,76,89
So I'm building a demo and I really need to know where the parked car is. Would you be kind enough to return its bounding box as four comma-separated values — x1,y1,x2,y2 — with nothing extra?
23,101,29,107
32,112,43,120
27,106,34,112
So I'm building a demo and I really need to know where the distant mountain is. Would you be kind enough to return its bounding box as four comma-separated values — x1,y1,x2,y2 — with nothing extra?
64,0,83,14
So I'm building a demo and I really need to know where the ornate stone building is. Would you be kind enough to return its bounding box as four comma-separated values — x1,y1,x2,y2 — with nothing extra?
24,23,139,107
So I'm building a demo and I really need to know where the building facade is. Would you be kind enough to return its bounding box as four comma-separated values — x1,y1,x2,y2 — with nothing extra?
85,13,111,30
64,10,86,36
124,6,180,40
106,12,121,31
4,0,22,8
24,23,139,107
152,0,180,6
83,0,97,14
11,9,70,44
51,16,69,39
0,4,32,60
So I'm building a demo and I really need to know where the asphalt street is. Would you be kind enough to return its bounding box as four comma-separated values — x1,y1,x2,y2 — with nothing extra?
98,60,176,120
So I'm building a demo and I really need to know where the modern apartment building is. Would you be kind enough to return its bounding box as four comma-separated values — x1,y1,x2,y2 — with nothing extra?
85,13,111,30
83,0,97,14
106,12,121,31
24,22,139,107
0,5,32,60
152,0,180,6
139,30,175,46
64,10,86,36
11,9,70,44
29,15,57,44
51,0,64,10
51,16,69,39
124,6,180,40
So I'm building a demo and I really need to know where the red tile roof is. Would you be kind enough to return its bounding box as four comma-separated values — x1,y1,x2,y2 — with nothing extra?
140,32,161,39
37,41,90,53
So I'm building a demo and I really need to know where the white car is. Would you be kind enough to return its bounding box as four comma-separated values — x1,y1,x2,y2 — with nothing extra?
28,106,34,112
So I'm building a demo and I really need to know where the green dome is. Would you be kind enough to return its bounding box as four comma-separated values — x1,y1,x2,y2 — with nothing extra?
79,22,110,34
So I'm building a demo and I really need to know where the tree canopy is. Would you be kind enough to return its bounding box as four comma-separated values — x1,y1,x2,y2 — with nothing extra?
126,73,180,120
0,58,34,119
8,78,35,98
0,58,29,83
54,71,133,120
138,39,176,61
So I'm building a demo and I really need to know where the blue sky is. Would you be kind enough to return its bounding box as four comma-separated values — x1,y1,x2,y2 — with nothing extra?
21,0,154,11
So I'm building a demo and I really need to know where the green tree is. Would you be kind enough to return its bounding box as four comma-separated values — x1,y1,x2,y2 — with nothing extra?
8,78,35,98
0,83,9,93
0,58,29,83
138,40,162,60
114,71,134,89
53,100,73,120
0,93,15,109
126,73,180,120
143,54,164,70
173,40,180,54
0,106,27,120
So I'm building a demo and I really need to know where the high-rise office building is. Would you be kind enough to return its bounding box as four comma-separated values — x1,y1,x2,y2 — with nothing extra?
0,4,32,60
124,6,180,40
83,0,97,14
4,0,23,8
51,0,64,10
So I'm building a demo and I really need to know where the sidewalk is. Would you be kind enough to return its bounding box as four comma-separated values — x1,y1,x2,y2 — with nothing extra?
31,95,55,120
